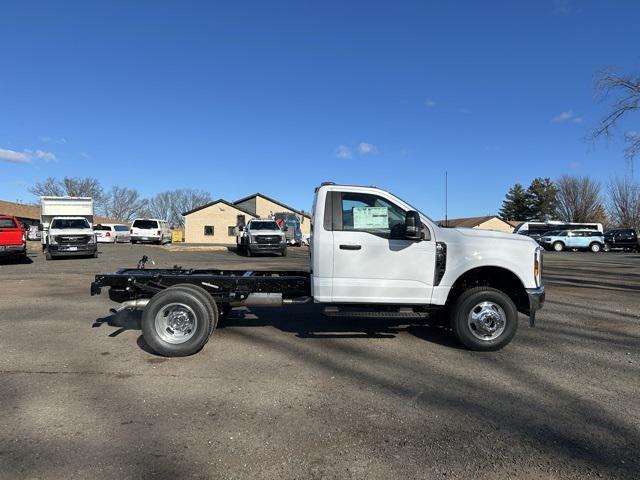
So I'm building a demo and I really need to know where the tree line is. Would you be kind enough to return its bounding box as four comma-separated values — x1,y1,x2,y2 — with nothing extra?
499,175,640,230
29,177,211,227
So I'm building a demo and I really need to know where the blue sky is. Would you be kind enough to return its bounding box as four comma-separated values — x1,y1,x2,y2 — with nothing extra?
1,0,638,218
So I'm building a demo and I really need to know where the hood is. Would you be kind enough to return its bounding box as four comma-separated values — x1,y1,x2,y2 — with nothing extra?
49,228,93,236
446,227,537,245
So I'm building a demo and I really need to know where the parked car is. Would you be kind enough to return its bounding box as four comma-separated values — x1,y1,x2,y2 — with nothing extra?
130,218,171,244
95,224,131,243
539,229,605,252
27,225,41,241
603,229,639,252
236,219,287,256
0,215,27,260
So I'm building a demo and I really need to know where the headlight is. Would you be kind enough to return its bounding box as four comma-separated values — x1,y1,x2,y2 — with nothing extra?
534,247,543,287
88,235,96,244
48,235,57,245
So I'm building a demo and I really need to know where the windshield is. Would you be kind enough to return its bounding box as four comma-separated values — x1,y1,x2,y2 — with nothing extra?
250,221,279,230
0,218,18,228
133,220,158,229
51,218,90,229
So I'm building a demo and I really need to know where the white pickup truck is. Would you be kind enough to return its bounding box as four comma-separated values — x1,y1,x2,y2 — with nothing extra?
91,182,544,356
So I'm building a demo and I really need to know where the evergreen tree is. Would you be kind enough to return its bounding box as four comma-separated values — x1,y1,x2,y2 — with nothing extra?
499,183,531,221
527,177,557,220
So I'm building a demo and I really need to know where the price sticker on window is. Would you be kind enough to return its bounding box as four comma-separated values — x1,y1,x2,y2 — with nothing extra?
353,206,389,229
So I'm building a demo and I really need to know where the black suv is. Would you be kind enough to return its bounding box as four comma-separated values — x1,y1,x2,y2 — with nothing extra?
603,229,639,252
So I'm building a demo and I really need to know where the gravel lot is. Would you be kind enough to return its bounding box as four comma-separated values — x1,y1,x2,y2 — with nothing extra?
1,242,639,479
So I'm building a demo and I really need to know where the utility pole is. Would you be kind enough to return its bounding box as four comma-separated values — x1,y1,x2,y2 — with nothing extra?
445,171,448,227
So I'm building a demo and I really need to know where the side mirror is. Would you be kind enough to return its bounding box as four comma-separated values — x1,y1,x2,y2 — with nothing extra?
238,226,244,232
404,210,422,240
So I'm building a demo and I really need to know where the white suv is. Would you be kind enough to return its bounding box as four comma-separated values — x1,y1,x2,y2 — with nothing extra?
130,218,171,245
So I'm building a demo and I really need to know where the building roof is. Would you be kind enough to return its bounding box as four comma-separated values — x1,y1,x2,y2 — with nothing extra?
182,199,257,217
233,193,311,218
436,215,513,229
0,199,126,225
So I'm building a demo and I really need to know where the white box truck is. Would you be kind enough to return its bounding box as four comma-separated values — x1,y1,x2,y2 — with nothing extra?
40,196,97,260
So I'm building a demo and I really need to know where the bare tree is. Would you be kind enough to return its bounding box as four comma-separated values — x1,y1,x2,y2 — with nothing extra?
555,175,604,223
144,189,212,227
101,186,148,222
592,70,640,171
30,176,105,208
607,177,640,230
29,177,65,197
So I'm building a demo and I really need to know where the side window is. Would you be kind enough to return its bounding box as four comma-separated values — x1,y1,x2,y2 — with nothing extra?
340,192,406,239
228,226,236,236
204,226,214,236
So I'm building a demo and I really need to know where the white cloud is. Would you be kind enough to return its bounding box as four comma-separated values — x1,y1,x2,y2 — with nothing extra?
424,99,436,108
0,148,31,164
0,147,56,164
551,110,583,123
357,142,377,155
336,145,352,159
35,150,56,161
81,152,90,159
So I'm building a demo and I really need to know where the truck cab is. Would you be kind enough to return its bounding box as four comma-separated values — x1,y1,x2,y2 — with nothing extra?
311,183,544,349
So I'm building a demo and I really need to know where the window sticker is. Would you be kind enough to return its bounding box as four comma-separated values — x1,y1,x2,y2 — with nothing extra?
353,206,389,229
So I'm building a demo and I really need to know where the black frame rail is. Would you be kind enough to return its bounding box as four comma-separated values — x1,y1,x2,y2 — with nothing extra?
91,267,311,304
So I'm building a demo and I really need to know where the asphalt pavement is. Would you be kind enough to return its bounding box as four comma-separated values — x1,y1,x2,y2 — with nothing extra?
0,242,638,479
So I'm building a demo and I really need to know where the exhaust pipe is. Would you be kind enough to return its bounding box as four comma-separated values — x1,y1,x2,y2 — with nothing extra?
110,298,150,314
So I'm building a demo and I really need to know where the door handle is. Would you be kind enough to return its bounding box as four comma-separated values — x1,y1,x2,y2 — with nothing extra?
339,244,361,250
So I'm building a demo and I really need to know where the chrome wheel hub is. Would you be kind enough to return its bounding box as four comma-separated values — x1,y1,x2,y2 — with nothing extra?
467,301,506,341
155,303,197,344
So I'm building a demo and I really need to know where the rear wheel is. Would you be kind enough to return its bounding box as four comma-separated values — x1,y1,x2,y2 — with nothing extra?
450,287,518,351
553,241,564,252
171,284,219,335
141,288,213,357
590,242,602,253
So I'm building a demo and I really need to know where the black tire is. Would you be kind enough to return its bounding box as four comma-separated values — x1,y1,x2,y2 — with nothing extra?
131,240,137,244
246,248,252,257
170,283,219,335
141,287,212,357
45,250,53,261
590,242,602,253
553,241,564,252
603,243,611,252
450,286,518,351
281,248,287,257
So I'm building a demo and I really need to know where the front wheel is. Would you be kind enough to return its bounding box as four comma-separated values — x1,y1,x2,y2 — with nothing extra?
281,248,287,257
590,242,602,253
141,288,213,357
450,287,518,351
553,242,564,252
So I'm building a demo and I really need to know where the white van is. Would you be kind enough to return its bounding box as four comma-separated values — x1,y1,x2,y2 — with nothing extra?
130,219,171,245
95,224,131,243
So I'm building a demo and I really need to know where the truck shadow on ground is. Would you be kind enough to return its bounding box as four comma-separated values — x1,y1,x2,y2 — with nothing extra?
92,304,464,351
0,255,33,265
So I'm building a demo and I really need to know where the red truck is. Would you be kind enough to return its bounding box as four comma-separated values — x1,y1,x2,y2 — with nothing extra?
0,215,28,260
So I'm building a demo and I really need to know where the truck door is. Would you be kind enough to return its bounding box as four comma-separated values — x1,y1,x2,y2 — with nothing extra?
330,191,435,304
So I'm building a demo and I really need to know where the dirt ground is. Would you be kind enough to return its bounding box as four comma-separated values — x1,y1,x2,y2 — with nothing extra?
0,242,638,479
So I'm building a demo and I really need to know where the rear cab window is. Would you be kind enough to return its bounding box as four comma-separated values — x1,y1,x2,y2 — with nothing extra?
0,218,19,228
